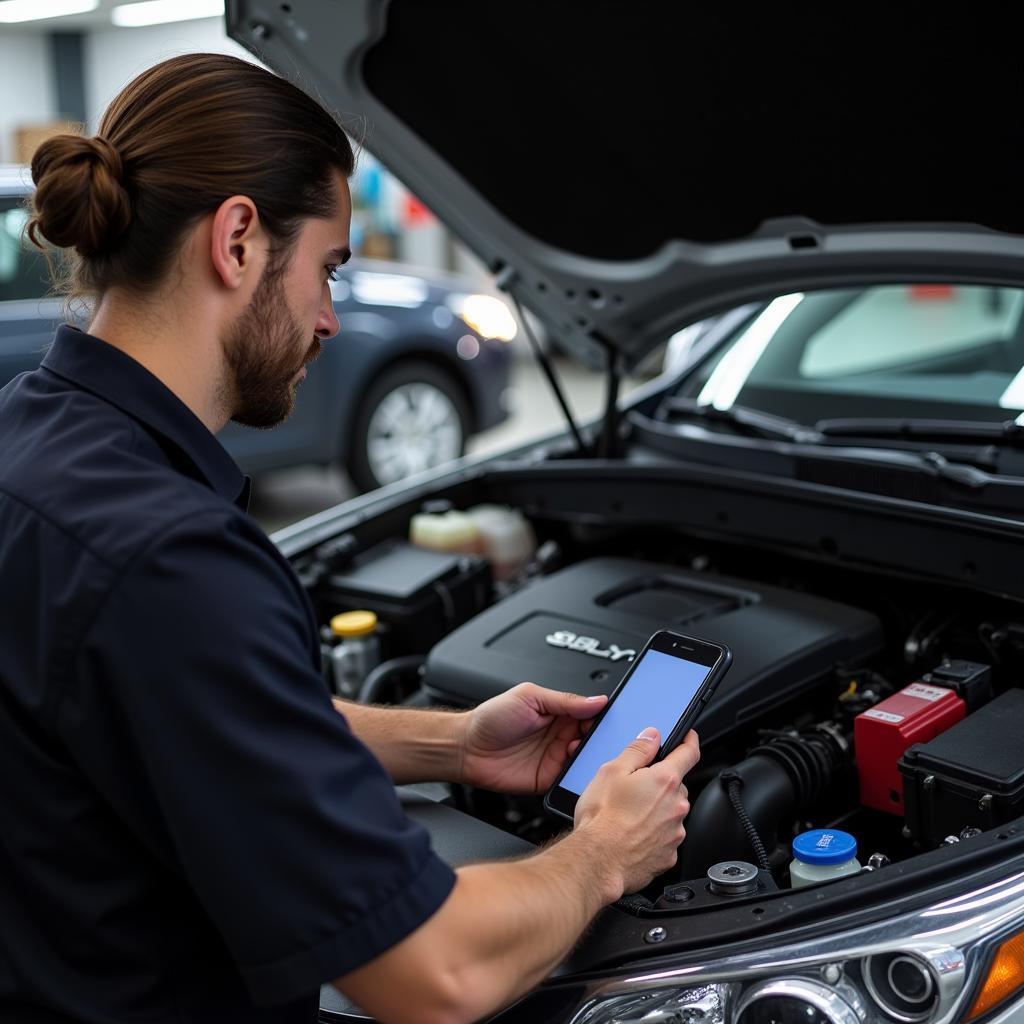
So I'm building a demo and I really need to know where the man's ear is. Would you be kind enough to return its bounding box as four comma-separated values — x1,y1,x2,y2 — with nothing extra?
209,195,264,290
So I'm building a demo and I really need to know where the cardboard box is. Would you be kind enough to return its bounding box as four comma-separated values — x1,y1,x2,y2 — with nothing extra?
14,121,84,165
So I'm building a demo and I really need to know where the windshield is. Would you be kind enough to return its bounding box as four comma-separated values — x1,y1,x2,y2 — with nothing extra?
683,285,1024,425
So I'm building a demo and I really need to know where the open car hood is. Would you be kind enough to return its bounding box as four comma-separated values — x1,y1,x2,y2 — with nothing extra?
227,1,1024,371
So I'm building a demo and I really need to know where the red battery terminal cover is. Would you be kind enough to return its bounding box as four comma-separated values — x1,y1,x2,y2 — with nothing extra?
855,681,965,815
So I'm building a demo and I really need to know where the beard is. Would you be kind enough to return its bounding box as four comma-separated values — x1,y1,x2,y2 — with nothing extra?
220,259,322,429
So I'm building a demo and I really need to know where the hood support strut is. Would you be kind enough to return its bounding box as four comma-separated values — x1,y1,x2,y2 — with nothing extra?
499,264,627,460
596,334,623,459
500,268,586,454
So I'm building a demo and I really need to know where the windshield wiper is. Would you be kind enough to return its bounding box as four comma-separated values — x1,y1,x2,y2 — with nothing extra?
816,417,1024,448
651,402,1024,485
661,397,823,443
636,400,1022,495
664,406,1024,449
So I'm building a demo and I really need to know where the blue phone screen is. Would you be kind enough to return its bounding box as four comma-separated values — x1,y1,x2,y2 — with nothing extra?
560,649,710,797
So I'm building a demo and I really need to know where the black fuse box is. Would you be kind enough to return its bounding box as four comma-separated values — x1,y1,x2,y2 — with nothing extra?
321,540,492,657
921,659,993,713
899,688,1024,846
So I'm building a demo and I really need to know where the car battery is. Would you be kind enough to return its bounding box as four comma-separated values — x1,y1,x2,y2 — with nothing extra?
900,688,1024,847
321,540,492,658
855,681,965,815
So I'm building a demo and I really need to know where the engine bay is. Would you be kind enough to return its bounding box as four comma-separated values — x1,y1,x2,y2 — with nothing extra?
299,496,1024,913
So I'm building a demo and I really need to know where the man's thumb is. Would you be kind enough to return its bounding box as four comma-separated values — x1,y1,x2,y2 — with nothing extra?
617,727,660,771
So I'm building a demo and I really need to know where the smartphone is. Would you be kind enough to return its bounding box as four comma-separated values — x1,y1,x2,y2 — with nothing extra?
544,630,731,822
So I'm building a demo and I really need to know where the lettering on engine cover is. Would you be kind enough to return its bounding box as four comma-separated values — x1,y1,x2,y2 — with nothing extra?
545,630,636,662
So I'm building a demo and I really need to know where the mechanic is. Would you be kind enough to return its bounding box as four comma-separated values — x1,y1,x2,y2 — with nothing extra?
0,53,699,1024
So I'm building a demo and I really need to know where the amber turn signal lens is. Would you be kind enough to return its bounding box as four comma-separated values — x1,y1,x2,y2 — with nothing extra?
967,932,1024,1020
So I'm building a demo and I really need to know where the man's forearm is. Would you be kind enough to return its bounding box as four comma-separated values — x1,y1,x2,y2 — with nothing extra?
333,698,466,785
335,825,621,1024
442,826,620,1018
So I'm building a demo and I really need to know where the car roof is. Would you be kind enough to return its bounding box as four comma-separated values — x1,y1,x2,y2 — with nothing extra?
0,165,32,198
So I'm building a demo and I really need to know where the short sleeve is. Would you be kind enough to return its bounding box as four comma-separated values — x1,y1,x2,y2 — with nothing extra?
57,511,456,1005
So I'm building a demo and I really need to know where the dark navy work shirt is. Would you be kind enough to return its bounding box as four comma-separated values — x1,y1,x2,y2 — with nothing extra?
0,326,455,1023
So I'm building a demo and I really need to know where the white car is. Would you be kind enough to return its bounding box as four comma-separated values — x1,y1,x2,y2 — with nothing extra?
227,5,1024,1024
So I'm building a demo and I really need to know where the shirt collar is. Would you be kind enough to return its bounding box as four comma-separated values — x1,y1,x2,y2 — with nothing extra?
42,325,250,511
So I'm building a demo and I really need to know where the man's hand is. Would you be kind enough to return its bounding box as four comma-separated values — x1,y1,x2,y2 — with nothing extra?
458,682,608,794
575,727,700,898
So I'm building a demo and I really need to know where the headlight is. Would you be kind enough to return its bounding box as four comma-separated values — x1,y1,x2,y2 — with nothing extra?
569,870,1024,1024
572,983,729,1024
738,978,866,1024
965,931,1024,1021
864,953,939,1022
446,293,518,341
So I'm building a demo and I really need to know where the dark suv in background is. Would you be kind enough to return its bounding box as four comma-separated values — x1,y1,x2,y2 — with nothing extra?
0,165,515,491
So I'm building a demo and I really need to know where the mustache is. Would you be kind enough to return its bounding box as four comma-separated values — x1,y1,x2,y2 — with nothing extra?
303,337,323,366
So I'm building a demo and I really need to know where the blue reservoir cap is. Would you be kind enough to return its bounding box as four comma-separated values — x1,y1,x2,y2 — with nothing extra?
792,829,857,865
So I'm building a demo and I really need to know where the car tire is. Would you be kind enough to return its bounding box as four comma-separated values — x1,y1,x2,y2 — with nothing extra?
346,359,473,492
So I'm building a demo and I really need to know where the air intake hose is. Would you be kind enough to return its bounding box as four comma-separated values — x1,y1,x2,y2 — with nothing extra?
679,725,848,879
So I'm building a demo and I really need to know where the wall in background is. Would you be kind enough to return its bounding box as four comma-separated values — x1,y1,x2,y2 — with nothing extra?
0,34,57,164
0,17,484,281
84,16,256,128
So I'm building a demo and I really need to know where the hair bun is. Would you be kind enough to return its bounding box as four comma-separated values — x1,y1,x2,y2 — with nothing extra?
28,134,132,257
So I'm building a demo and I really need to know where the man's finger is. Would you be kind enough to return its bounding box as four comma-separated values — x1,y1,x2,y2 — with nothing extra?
522,683,608,720
611,727,661,773
568,692,608,719
660,730,701,779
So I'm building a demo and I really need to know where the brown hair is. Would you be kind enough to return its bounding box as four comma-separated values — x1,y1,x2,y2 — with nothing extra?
27,52,354,301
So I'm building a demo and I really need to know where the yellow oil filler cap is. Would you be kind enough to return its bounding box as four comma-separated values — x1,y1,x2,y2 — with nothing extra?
330,610,378,638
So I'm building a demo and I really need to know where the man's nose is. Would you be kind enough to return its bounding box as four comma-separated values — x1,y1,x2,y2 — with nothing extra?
317,300,341,340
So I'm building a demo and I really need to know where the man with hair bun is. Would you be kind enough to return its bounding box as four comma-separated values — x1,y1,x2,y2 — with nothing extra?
0,53,699,1024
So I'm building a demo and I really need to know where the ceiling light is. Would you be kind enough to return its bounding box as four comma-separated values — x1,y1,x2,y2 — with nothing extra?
0,0,98,23
111,0,224,27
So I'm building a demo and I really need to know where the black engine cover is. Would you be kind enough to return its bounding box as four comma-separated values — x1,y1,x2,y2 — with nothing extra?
424,558,883,743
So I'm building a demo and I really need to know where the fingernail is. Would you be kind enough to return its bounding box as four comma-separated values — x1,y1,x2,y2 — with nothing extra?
586,695,606,702
636,727,658,741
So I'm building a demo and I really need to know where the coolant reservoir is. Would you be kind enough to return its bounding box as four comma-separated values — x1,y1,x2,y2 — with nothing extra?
409,510,482,555
465,505,536,580
790,829,861,888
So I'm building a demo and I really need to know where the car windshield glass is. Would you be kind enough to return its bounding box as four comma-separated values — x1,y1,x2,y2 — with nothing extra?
681,285,1024,426
0,200,51,303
